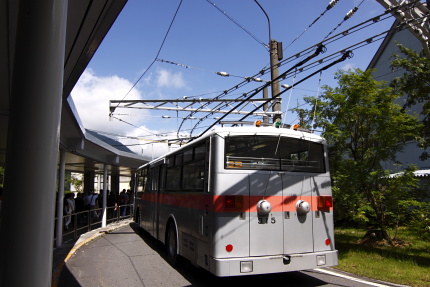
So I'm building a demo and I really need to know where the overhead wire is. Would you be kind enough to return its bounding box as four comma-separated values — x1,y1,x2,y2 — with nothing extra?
236,50,354,123
192,53,350,140
110,115,160,136
155,9,392,126
156,58,249,79
282,70,297,125
190,45,331,137
283,0,341,51
322,0,366,40
205,0,268,50
115,0,423,142
310,71,323,130
171,18,395,138
109,0,184,117
228,14,425,130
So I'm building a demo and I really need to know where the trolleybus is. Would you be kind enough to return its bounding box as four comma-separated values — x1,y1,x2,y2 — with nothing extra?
134,122,338,276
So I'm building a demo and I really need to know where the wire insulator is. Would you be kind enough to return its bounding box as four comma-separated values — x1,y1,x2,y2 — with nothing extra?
344,7,358,20
327,0,340,10
216,71,230,77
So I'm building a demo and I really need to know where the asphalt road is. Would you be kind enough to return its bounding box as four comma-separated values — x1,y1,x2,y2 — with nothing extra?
60,223,403,287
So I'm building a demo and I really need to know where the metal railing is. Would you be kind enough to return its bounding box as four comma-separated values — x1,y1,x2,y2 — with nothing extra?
54,204,134,244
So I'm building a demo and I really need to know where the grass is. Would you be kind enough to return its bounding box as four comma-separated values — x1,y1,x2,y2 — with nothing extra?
334,227,430,287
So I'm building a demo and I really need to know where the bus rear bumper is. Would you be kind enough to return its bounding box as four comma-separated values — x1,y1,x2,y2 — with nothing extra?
210,250,338,277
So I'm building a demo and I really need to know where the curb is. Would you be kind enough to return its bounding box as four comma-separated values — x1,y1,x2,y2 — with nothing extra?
51,219,133,287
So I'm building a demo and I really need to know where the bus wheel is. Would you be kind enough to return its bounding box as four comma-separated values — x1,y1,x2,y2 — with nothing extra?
166,223,178,266
134,209,140,225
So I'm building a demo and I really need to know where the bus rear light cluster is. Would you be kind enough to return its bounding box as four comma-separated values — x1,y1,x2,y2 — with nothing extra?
318,196,333,210
225,195,244,209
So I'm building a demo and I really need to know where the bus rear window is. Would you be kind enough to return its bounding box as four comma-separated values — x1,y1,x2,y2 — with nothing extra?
225,136,325,173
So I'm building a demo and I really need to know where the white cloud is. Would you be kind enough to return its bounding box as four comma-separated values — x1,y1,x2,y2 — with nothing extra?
71,69,177,158
71,69,144,135
156,69,186,88
340,62,356,71
121,126,178,160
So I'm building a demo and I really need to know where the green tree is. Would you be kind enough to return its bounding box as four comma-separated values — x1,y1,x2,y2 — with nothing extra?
65,173,83,193
391,44,430,160
297,68,420,243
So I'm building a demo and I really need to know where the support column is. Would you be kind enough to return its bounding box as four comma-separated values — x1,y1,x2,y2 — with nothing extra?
0,1,68,286
111,172,120,197
84,171,95,193
102,164,108,227
56,149,66,247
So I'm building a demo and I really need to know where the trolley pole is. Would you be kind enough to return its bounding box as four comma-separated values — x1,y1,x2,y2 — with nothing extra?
263,87,269,124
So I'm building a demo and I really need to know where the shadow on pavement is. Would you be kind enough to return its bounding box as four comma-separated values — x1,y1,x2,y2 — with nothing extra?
54,221,329,287
128,222,328,287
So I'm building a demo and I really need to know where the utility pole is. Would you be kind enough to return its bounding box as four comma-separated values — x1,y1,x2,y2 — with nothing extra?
270,39,282,124
254,0,282,125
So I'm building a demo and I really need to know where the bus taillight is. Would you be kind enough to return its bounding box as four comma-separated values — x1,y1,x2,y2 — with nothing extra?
226,244,233,252
225,195,244,209
318,196,333,209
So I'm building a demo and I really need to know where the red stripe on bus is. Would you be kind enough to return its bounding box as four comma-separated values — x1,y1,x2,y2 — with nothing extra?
140,193,332,213
214,195,332,213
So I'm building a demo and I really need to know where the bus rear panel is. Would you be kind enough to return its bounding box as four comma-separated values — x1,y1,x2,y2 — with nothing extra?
134,126,338,277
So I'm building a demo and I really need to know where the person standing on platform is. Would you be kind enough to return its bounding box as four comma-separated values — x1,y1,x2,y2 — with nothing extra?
119,189,129,217
86,190,99,221
64,194,72,230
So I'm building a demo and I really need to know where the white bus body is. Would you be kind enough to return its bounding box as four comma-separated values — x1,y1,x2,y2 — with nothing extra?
134,125,338,277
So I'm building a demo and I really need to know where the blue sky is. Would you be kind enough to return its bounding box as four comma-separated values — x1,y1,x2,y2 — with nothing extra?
71,0,393,158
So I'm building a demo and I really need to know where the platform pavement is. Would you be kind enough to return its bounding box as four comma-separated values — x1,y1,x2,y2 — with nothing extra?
51,219,133,287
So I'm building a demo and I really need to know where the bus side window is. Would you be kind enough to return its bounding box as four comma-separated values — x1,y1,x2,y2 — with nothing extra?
194,144,205,161
144,168,151,192
182,160,205,191
159,164,167,192
183,149,193,163
182,143,207,192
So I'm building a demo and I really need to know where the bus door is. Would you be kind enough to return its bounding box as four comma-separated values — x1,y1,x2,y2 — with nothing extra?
156,164,166,241
148,165,161,238
281,174,315,254
249,172,284,256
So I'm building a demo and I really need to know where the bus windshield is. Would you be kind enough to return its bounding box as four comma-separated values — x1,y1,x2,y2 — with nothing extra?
225,135,325,173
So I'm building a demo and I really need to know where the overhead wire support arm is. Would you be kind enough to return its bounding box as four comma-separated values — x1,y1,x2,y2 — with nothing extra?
109,98,278,114
375,0,430,57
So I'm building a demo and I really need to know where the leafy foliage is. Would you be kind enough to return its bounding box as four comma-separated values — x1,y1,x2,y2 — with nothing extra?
295,68,421,242
65,173,83,193
391,44,430,160
409,201,430,242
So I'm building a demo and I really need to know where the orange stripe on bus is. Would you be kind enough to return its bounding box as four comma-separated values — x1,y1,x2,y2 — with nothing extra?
139,193,333,213
213,195,331,213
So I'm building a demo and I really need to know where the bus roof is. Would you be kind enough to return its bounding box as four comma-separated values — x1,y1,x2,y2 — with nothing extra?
205,125,325,143
137,125,326,169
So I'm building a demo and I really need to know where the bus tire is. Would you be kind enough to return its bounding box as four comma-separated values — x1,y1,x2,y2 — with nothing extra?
166,223,178,266
134,208,140,225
